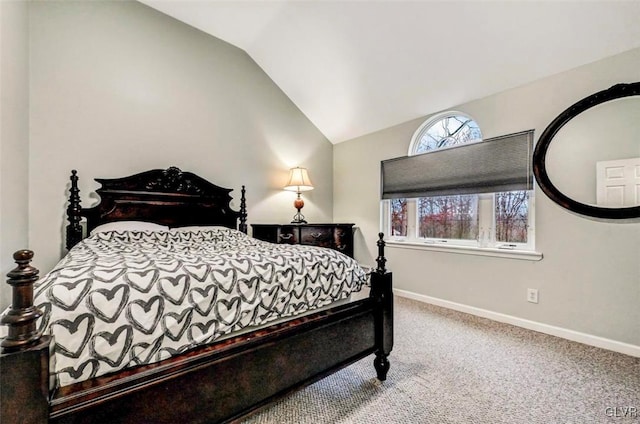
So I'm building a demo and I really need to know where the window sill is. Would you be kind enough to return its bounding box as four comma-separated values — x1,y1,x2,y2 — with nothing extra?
385,240,543,261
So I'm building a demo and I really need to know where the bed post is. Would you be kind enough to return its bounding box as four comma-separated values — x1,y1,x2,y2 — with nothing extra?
370,232,393,381
0,250,51,424
66,169,83,250
239,185,248,234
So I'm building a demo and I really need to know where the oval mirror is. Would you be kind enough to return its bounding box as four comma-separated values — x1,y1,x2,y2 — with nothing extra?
533,82,640,220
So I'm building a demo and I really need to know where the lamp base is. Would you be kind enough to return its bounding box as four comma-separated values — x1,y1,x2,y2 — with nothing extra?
291,212,307,224
291,193,307,224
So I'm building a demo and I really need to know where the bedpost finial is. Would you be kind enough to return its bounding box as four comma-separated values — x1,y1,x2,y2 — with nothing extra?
376,233,387,274
8,250,38,282
239,185,248,234
2,250,42,352
67,170,83,250
12,249,34,263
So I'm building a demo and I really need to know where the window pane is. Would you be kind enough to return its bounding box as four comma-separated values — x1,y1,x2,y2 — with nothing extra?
495,191,529,243
414,114,482,154
390,199,408,237
418,195,478,240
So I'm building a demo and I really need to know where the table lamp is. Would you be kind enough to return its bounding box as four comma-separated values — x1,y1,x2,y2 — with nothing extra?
284,167,314,224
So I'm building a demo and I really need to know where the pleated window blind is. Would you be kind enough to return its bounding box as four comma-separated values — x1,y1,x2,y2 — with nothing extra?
381,130,534,199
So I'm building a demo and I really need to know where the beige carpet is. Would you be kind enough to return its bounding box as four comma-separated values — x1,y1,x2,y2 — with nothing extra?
242,296,640,424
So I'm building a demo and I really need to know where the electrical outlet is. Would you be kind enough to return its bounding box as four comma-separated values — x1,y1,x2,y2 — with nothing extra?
527,288,539,304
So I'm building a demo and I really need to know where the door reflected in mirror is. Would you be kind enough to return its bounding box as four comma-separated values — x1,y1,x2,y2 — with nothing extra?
545,96,640,208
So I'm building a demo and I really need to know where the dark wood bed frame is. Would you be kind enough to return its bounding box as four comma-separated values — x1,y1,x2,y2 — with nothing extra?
1,167,393,424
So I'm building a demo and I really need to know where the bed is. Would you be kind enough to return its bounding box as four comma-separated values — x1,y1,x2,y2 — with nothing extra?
0,167,393,424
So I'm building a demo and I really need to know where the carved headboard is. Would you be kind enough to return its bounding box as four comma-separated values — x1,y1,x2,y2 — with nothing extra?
66,167,247,249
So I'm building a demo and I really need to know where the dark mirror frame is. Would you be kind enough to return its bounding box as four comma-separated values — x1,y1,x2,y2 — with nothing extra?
532,82,640,220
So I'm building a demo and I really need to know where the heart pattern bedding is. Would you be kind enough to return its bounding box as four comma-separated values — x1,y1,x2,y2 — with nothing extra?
31,228,368,387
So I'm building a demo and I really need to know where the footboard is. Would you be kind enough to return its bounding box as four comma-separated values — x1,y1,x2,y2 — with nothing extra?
1,236,393,424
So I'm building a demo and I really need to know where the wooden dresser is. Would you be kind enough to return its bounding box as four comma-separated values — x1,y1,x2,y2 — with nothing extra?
251,223,355,258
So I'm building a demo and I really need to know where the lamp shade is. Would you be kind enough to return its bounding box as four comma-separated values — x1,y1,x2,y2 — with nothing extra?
284,167,314,192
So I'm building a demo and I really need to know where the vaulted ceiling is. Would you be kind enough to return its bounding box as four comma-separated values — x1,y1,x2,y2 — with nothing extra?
140,1,640,144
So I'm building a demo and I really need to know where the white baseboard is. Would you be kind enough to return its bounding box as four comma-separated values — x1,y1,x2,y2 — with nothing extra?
394,288,640,358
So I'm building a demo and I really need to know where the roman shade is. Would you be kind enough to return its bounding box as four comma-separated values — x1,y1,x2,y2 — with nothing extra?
381,130,534,199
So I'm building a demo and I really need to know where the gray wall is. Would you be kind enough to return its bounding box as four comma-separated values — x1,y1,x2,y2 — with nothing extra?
27,0,333,278
334,48,640,347
0,1,30,311
0,0,334,309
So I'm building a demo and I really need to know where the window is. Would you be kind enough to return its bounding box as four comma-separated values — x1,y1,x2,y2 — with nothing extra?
418,194,479,241
390,198,408,237
411,113,482,152
382,111,535,252
495,190,530,243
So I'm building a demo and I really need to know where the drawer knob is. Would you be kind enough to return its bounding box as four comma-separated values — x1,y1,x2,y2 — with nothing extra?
279,233,293,240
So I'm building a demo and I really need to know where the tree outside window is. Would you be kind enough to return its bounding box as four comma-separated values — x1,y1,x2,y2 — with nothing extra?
495,191,529,243
418,195,478,240
413,114,482,152
390,199,408,237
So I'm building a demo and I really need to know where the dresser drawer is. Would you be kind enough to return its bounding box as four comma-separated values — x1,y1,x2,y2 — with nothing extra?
300,226,333,248
251,225,279,243
277,226,298,244
332,225,353,257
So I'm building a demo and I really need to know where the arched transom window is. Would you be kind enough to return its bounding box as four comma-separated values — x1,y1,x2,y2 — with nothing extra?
411,112,482,153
